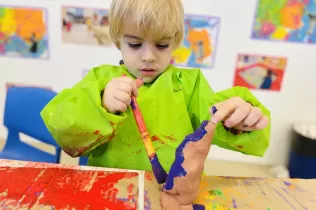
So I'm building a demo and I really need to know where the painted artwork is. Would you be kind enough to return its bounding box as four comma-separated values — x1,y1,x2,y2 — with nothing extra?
6,83,52,91
171,15,220,69
62,6,113,46
144,172,162,210
0,6,49,59
252,0,316,44
233,54,287,91
144,172,316,209
0,160,139,209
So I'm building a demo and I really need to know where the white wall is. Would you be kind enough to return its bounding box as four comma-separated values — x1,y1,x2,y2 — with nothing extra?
1,0,316,166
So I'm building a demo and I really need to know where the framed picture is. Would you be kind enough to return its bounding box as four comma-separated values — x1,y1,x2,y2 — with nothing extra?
233,54,287,91
171,14,220,69
251,0,316,44
0,6,49,59
62,6,113,46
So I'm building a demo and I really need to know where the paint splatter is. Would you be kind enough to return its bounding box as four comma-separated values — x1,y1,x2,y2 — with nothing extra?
232,198,238,208
152,136,160,141
144,190,152,210
0,167,139,209
164,120,209,190
283,181,291,186
236,145,243,149
164,135,176,141
145,172,153,181
209,189,223,196
152,135,165,144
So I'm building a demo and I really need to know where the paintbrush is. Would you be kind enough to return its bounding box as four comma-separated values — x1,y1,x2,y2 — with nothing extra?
122,74,167,184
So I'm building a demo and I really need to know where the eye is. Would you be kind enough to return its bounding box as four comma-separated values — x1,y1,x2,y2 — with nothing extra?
128,43,142,49
156,44,169,49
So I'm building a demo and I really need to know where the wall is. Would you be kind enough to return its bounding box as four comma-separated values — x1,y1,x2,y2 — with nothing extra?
1,0,316,166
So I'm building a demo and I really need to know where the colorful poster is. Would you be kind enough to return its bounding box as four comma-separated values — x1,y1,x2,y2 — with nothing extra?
0,6,49,59
252,0,316,44
233,54,287,91
62,6,113,46
6,83,52,91
171,15,220,69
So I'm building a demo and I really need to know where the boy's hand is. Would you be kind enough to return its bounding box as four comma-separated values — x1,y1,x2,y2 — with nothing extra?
210,97,269,132
102,77,140,114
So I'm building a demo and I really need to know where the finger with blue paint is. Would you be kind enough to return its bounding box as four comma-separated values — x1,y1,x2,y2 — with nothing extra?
160,120,217,209
210,97,269,131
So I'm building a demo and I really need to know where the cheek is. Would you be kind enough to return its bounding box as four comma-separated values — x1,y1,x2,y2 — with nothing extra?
121,46,134,61
160,49,173,62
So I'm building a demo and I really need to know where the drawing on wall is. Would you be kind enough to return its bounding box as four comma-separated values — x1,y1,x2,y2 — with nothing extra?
233,54,287,91
62,6,113,46
252,0,316,44
0,6,49,59
6,83,52,91
171,15,220,69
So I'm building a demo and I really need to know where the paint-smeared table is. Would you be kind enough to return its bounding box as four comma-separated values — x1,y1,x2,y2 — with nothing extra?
1,159,316,210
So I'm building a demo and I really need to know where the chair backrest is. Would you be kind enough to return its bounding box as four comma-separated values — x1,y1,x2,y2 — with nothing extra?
3,86,59,147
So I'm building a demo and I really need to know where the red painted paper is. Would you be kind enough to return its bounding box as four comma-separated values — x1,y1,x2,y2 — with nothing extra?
0,166,139,209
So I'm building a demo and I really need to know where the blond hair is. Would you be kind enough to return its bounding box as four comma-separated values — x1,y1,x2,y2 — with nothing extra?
109,0,184,49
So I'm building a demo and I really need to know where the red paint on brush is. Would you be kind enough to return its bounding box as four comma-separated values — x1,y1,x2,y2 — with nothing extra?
0,167,138,209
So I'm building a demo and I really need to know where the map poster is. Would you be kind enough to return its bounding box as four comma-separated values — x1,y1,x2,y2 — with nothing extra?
0,6,49,59
233,54,287,91
171,14,220,69
252,0,316,44
62,6,113,46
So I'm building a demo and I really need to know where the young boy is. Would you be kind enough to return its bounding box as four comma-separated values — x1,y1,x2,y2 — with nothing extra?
40,0,270,173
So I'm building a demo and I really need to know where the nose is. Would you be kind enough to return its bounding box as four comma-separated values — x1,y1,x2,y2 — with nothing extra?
141,45,156,63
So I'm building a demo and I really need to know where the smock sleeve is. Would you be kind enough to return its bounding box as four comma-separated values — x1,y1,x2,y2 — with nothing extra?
40,65,128,157
186,70,271,157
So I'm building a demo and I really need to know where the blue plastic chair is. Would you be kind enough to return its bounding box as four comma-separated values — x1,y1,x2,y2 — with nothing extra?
0,87,61,163
79,156,88,165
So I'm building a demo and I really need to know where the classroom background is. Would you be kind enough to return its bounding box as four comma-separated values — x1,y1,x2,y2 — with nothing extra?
0,0,316,177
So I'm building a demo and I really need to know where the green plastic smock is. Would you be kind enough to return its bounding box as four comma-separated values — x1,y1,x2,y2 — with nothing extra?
40,64,271,172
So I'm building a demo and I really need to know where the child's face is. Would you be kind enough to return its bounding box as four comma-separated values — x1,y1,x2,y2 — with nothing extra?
119,19,174,83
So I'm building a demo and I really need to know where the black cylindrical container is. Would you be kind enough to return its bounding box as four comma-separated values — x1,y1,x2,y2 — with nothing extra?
288,123,316,179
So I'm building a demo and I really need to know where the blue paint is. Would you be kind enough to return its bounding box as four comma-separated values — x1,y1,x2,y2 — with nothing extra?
193,204,205,210
163,120,209,190
149,154,167,184
211,106,217,114
130,99,136,110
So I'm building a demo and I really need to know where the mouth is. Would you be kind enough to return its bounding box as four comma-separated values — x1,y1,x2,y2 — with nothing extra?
140,68,156,76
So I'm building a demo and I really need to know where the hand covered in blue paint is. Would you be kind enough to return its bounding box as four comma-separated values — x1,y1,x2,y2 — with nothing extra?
160,120,216,210
210,97,269,132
